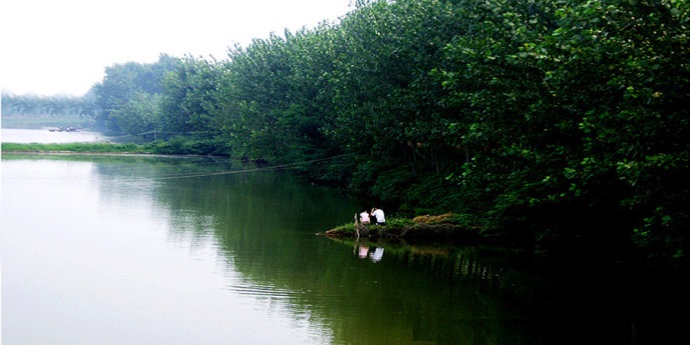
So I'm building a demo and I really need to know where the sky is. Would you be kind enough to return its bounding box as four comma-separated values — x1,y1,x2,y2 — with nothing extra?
1,0,354,97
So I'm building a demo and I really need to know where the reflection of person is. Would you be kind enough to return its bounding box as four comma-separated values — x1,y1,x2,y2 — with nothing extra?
359,244,370,258
359,209,371,225
371,207,386,225
353,238,371,259
370,247,384,263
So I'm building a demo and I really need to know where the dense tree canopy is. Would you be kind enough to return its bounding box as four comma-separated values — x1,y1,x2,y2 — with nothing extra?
91,54,180,134
5,0,687,266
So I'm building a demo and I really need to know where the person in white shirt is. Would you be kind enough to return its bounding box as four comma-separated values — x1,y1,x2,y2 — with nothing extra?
371,207,386,225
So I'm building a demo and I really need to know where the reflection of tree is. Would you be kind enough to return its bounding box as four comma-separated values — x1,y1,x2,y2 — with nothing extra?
314,236,547,344
93,156,543,344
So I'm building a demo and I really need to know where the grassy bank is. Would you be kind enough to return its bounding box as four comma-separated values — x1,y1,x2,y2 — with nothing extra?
1,140,227,156
321,213,484,244
1,142,154,154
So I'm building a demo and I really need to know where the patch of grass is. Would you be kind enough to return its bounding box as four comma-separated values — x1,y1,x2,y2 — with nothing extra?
326,217,415,235
2,140,230,156
1,142,152,154
384,217,416,228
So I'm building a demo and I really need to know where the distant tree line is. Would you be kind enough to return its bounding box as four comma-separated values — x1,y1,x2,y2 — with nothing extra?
4,0,688,266
1,93,96,117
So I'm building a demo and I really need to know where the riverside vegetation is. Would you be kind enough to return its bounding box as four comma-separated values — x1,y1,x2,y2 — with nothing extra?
2,0,688,269
322,213,484,244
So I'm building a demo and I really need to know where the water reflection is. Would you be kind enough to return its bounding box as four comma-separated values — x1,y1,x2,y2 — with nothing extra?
353,238,384,262
2,155,345,345
105,156,548,344
370,247,384,262
0,156,559,344
1,128,105,143
5,154,677,344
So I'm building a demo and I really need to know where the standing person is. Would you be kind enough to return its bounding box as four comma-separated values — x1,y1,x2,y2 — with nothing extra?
371,207,386,225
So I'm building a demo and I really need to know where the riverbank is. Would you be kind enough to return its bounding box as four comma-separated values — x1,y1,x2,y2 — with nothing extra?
1,142,151,154
1,141,226,156
319,213,484,244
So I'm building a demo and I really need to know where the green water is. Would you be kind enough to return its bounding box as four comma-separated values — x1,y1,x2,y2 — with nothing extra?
1,154,683,344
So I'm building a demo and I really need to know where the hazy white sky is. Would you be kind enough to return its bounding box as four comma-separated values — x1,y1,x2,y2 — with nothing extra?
1,0,353,96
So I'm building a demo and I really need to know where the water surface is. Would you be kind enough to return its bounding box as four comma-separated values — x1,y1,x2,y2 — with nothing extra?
1,128,105,143
2,155,547,344
2,132,685,344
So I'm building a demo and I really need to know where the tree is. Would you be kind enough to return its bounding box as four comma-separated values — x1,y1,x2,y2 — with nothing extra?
109,92,161,139
159,55,221,139
91,54,179,134
435,0,688,262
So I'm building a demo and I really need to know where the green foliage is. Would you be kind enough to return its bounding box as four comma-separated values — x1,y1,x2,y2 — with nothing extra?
217,28,344,164
1,140,225,156
91,54,180,134
1,93,96,118
425,0,688,265
1,142,144,153
1,93,97,129
67,0,688,266
144,138,225,155
109,93,160,138
159,56,222,137
328,216,416,236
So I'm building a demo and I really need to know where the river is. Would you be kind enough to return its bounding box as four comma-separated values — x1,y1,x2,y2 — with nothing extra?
1,128,106,144
1,130,685,344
